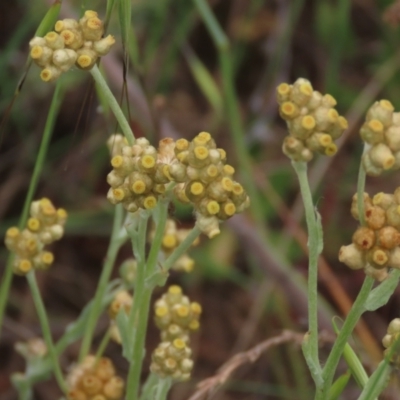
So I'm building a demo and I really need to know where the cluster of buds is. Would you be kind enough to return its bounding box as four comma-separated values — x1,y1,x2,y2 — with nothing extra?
150,285,201,381
5,198,67,275
339,190,400,281
360,100,400,176
66,355,124,400
382,318,400,368
149,219,200,272
107,290,133,345
277,78,348,162
106,133,249,238
30,10,115,82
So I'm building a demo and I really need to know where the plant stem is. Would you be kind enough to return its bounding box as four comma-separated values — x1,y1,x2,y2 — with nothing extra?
292,161,321,376
95,328,111,362
155,377,172,400
164,225,202,271
318,276,374,399
0,82,63,341
79,204,126,361
90,64,135,145
27,271,67,393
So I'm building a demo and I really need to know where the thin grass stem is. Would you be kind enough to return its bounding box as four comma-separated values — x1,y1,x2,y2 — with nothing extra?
90,64,135,145
27,271,67,393
78,204,126,361
0,82,63,341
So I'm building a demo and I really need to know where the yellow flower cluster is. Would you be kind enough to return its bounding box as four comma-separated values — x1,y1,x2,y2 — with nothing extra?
360,100,400,176
339,190,400,281
66,355,124,400
30,10,115,82
150,285,201,381
149,219,200,272
5,198,67,275
106,133,250,238
382,318,400,368
277,78,348,162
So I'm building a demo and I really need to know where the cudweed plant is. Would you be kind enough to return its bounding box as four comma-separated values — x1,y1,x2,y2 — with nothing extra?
1,6,251,400
278,78,400,399
4,2,400,400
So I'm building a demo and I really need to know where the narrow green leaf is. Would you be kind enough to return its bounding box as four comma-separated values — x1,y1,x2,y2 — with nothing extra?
357,360,391,400
365,269,400,312
302,332,324,387
35,0,62,37
332,318,369,388
118,0,131,52
184,46,223,116
328,370,351,400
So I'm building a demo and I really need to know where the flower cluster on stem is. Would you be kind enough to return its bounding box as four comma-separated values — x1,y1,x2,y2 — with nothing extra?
5,198,67,275
30,10,115,81
339,190,400,281
150,285,201,381
277,78,348,162
106,132,250,238
360,100,400,176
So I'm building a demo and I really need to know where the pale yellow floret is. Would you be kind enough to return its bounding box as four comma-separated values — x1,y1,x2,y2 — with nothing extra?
41,251,54,266
218,148,227,161
77,54,94,69
175,139,189,151
162,234,177,249
6,227,20,239
338,116,348,130
155,305,168,317
206,201,220,215
318,134,332,147
372,249,389,266
30,46,44,59
111,155,124,168
368,119,384,133
280,101,298,119
223,165,235,175
27,218,41,232
327,108,339,122
18,259,33,274
301,115,316,130
194,146,209,160
221,177,233,191
380,99,394,111
141,155,156,169
277,83,290,96
325,143,338,156
40,67,61,82
194,131,211,144
176,305,189,317
112,188,125,201
131,180,146,194
143,196,157,209
223,202,236,216
232,183,244,195
190,182,204,196
169,285,182,295
188,320,200,331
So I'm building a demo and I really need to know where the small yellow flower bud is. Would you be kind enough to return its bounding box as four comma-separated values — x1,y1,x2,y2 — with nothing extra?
76,49,97,70
81,374,102,396
14,259,33,275
377,226,400,249
103,376,124,400
279,101,299,120
30,45,53,67
194,131,212,145
143,195,157,209
55,19,79,32
196,214,220,238
81,17,104,41
369,143,395,170
365,205,386,230
276,82,291,102
372,192,394,209
60,29,84,50
93,34,115,56
40,66,62,82
44,31,65,50
367,246,389,269
27,218,40,232
52,49,77,72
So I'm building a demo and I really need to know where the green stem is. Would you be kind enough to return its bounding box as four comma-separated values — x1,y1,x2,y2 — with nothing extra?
164,225,202,271
95,328,111,362
79,204,126,361
318,276,374,399
125,288,152,400
89,64,135,145
0,82,63,341
27,272,67,393
292,161,321,377
155,377,172,400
